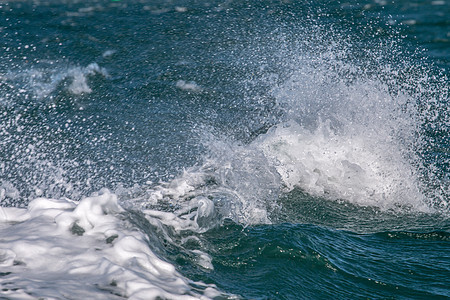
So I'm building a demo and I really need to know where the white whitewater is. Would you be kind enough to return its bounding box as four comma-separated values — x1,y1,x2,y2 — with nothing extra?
0,189,221,299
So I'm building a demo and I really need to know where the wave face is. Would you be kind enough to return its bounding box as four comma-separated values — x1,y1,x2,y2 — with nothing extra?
1,0,449,299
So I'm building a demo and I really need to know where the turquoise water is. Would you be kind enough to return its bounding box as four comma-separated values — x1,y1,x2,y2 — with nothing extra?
1,0,449,299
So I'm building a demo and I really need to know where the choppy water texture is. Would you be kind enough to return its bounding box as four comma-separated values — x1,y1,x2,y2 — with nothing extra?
0,0,449,299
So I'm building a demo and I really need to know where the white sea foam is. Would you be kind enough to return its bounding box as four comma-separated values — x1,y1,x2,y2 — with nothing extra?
102,49,117,58
3,62,107,99
0,189,221,299
255,120,427,210
175,6,188,13
243,48,433,212
0,181,21,203
176,80,202,92
68,63,107,94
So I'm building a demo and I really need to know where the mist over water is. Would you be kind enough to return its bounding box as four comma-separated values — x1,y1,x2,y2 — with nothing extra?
0,0,449,299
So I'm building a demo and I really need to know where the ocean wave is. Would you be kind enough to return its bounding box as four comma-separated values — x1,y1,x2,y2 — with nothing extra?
0,189,223,299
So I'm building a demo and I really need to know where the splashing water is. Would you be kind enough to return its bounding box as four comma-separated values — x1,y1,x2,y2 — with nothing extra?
0,1,449,299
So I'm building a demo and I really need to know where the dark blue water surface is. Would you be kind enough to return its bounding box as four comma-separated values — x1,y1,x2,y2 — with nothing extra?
1,0,449,299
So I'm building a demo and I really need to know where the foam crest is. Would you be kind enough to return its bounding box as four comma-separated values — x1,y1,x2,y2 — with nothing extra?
251,51,432,211
2,62,107,100
176,80,202,92
256,120,427,210
0,190,221,299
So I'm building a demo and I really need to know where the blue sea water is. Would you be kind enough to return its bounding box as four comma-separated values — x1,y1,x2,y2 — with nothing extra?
0,0,449,299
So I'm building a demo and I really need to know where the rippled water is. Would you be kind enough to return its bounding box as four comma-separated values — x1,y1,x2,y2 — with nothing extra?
1,0,449,299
